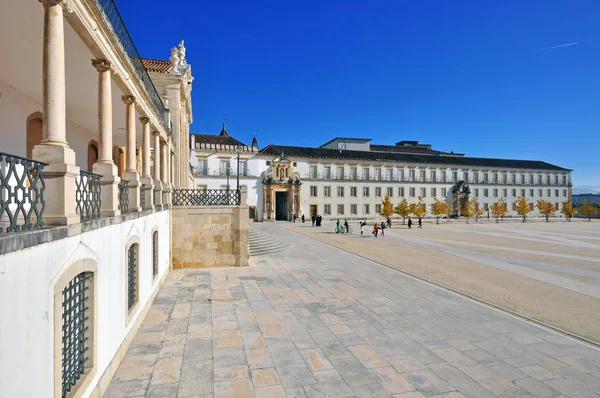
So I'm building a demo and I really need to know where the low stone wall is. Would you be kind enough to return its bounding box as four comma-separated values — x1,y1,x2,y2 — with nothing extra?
171,205,249,268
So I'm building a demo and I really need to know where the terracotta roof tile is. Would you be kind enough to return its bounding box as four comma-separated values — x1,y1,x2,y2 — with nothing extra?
141,58,171,73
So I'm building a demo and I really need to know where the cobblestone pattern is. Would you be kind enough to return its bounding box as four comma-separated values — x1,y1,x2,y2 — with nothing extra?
105,224,600,397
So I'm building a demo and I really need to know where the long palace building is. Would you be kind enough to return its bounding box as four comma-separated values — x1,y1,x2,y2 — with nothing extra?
190,128,572,221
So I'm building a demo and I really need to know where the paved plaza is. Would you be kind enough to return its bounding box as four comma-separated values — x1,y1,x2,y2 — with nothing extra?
106,222,600,398
285,220,600,343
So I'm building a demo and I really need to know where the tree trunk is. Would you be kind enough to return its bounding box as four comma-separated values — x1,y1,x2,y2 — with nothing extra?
436,217,439,225
403,217,406,225
466,217,469,224
495,217,499,223
522,216,526,223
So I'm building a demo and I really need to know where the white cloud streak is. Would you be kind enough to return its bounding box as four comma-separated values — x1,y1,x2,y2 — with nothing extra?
537,42,579,51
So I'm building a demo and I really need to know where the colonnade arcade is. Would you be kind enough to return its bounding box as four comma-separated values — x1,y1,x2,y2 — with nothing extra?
29,0,175,225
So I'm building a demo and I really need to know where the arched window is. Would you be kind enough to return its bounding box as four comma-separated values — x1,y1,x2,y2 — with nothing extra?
127,242,139,313
87,140,98,172
152,231,158,279
26,112,43,159
53,258,97,398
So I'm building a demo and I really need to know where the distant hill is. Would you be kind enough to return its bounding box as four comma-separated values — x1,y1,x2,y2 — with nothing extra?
573,186,600,195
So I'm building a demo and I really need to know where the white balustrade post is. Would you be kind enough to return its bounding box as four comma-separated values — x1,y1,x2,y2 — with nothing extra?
139,117,154,210
32,0,79,225
91,59,120,216
121,95,141,212
153,131,163,207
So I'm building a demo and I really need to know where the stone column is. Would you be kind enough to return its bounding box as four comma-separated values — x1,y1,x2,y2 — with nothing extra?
91,59,120,216
32,0,79,226
153,131,163,207
121,95,141,212
161,140,171,205
139,117,154,210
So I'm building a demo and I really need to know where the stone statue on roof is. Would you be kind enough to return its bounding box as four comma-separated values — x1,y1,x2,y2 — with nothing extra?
168,47,181,74
178,40,187,67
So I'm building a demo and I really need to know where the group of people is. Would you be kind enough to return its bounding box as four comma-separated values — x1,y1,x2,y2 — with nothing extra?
407,217,423,229
311,214,323,227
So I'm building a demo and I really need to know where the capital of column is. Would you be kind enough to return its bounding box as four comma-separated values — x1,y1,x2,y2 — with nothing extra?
121,95,136,105
91,59,111,73
152,130,160,137
39,0,73,12
139,116,150,124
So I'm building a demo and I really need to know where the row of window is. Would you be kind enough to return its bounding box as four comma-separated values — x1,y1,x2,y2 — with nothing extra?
309,186,569,199
60,231,159,398
321,203,382,215
477,188,568,199
308,165,569,185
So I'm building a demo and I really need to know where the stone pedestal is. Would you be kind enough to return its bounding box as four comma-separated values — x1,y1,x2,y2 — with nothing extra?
32,145,80,225
162,183,172,207
140,176,154,210
93,162,120,217
154,181,163,207
122,171,141,212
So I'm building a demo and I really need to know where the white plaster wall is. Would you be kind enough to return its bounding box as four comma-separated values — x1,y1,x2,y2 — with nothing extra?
0,211,170,398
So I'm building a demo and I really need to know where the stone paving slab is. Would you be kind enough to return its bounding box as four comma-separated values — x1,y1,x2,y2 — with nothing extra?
105,223,600,397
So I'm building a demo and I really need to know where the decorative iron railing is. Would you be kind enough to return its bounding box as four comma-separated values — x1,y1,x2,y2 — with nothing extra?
172,189,241,206
76,171,101,222
191,167,251,177
0,152,47,234
118,180,129,213
140,184,146,210
92,0,170,131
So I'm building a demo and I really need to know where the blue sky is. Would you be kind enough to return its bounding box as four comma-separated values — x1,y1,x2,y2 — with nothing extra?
119,0,599,188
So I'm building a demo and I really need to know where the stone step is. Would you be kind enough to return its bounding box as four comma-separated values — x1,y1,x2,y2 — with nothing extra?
248,228,290,257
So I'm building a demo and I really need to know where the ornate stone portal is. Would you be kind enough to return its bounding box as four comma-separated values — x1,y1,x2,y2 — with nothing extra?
451,180,471,216
261,152,302,221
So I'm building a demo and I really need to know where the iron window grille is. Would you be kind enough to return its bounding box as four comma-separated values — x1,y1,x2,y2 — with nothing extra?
61,272,91,398
128,243,138,311
118,180,129,213
172,189,241,206
0,152,47,234
152,231,158,278
76,171,101,222
140,184,146,209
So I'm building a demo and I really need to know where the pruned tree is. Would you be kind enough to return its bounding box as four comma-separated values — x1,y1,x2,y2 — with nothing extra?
561,200,577,222
581,201,598,221
462,198,476,224
380,195,394,218
490,198,508,223
536,200,556,222
431,197,447,224
394,198,410,225
410,196,427,218
446,199,454,222
473,198,485,222
514,196,531,223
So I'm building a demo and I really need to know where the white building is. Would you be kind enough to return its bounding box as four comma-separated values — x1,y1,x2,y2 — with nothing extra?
191,135,572,221
0,1,192,397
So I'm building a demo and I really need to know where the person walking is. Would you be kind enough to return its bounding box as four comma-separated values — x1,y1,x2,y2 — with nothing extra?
418,217,422,229
302,214,305,223
408,218,412,229
336,218,341,233
311,215,316,227
387,217,392,228
344,219,349,233
373,223,379,238
360,222,365,235
380,221,385,237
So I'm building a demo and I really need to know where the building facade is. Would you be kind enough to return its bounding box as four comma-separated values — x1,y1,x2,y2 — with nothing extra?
0,1,193,397
191,135,573,221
